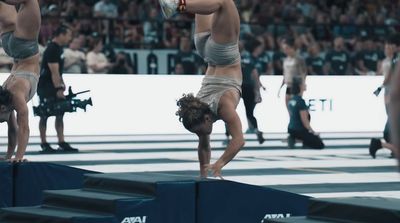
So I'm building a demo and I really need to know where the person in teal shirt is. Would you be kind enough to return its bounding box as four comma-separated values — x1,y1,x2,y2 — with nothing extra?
287,77,324,149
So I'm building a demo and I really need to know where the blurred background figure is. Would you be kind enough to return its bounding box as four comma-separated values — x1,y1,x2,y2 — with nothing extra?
355,38,384,76
64,37,87,74
240,37,265,144
325,37,352,75
280,37,307,110
108,52,133,74
174,35,203,75
86,38,111,74
370,34,400,160
306,43,326,75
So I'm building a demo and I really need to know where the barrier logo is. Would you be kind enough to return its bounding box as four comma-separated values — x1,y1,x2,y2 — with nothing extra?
307,98,333,112
261,213,291,222
121,216,147,223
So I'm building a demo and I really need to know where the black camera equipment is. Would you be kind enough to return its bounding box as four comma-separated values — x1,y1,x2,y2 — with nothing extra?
33,87,93,117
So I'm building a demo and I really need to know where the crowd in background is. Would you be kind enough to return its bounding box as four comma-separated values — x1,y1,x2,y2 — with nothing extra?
1,0,400,75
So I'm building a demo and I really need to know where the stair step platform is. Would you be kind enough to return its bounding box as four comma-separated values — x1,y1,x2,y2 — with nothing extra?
0,206,116,223
308,197,400,223
84,172,198,222
264,216,339,223
43,189,154,214
84,172,199,195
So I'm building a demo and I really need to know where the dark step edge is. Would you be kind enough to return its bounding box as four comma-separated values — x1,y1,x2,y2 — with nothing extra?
308,200,400,223
1,205,114,221
263,216,339,223
82,188,156,199
83,176,157,196
43,189,154,214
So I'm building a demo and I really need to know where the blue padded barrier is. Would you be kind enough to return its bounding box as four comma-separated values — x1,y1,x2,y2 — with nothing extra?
0,162,12,207
197,180,310,223
13,162,96,206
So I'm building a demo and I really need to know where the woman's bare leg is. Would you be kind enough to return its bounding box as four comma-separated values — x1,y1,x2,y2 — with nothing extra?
0,2,17,33
382,142,398,157
185,0,227,15
12,0,41,39
389,55,400,167
160,0,239,41
194,14,212,34
188,0,239,42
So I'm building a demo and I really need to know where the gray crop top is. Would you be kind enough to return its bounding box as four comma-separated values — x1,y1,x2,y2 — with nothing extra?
194,31,240,66
3,72,38,101
1,31,39,60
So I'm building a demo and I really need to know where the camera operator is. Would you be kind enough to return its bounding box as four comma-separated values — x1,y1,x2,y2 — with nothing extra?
37,25,78,153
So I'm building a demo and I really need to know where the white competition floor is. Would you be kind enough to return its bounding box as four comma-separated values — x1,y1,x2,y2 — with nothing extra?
3,132,399,199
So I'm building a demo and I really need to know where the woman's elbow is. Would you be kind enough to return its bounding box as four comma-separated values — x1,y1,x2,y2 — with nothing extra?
236,136,245,148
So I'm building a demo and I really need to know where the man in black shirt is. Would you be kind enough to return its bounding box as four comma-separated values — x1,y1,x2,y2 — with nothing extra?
174,36,203,75
37,25,78,153
355,38,384,75
306,43,326,75
325,37,352,75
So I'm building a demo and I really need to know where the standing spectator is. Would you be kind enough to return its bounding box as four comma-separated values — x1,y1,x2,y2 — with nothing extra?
37,25,78,153
272,47,286,75
255,37,273,75
241,39,265,143
325,36,352,75
108,52,133,74
370,34,400,159
86,38,111,74
175,35,203,75
355,38,384,75
279,37,307,109
93,0,118,43
93,0,118,18
64,37,87,74
306,43,326,75
173,63,185,74
143,8,162,47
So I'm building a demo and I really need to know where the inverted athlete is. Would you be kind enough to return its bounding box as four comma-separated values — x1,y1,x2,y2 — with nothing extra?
160,0,244,178
0,0,41,162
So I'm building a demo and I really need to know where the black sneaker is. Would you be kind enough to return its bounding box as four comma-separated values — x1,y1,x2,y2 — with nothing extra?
369,138,382,159
256,131,265,144
58,142,79,153
40,143,57,154
288,135,295,149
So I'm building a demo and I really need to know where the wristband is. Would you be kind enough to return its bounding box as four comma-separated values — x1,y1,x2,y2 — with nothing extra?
177,0,186,12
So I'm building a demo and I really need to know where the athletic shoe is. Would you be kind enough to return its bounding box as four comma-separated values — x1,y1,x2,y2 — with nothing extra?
287,135,295,149
58,142,79,153
369,138,382,159
159,0,177,19
245,128,255,134
40,143,57,154
256,131,265,144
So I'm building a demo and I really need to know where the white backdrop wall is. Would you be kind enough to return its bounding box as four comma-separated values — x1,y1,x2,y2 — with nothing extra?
0,74,386,136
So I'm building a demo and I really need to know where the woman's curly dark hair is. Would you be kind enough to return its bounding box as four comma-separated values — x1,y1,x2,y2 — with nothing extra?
0,86,12,107
176,93,212,130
